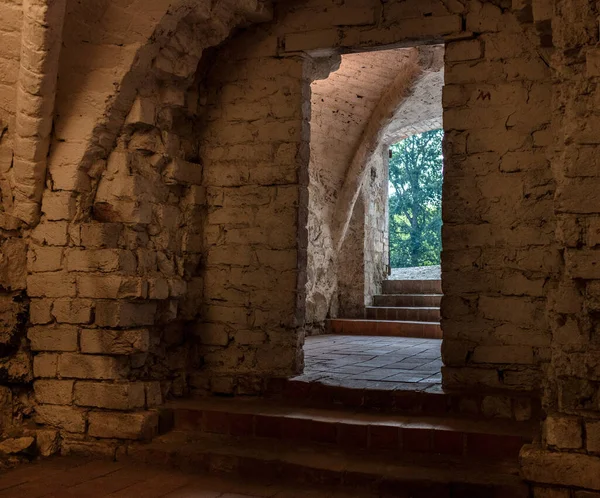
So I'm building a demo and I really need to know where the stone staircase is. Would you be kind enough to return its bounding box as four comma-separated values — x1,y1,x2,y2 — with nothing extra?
329,279,443,338
123,385,534,497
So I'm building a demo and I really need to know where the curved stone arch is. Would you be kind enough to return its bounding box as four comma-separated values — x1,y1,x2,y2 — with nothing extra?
331,46,444,253
19,0,272,225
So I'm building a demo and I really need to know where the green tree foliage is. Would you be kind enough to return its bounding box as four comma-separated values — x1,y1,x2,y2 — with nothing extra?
388,129,443,268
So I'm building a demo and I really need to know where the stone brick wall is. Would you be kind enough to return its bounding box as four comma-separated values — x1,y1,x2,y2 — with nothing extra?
200,0,554,396
440,2,554,393
0,0,586,476
0,0,34,444
0,0,273,456
521,0,600,494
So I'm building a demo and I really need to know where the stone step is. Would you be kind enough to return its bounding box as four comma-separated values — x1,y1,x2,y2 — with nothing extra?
373,293,442,307
267,378,540,423
161,397,531,462
328,319,442,338
366,306,440,321
125,430,529,497
382,279,442,295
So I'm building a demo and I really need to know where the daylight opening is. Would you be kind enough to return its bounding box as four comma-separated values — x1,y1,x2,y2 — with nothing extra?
388,129,444,280
300,45,444,393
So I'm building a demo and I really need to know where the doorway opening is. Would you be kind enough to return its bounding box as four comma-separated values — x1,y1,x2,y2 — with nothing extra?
300,45,444,393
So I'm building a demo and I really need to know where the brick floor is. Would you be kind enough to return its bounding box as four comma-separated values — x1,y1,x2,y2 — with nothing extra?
294,335,442,389
0,457,361,498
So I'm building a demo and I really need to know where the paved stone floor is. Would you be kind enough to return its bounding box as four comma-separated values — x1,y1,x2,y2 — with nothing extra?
295,335,442,390
0,457,359,498
390,265,441,280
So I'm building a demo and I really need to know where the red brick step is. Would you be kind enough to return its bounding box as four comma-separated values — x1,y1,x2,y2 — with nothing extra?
382,279,442,294
328,318,442,338
268,377,540,422
124,431,529,498
161,397,531,461
373,293,442,307
366,306,441,321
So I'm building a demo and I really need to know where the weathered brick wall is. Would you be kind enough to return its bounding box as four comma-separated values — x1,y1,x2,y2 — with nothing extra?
192,36,307,394
0,0,576,468
521,0,600,494
0,0,273,457
195,0,553,396
440,3,554,393
0,0,34,444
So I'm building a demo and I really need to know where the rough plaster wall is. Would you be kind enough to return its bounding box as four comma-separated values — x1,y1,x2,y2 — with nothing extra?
306,49,418,327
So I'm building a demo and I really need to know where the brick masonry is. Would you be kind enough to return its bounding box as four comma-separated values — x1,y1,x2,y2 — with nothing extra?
0,0,598,494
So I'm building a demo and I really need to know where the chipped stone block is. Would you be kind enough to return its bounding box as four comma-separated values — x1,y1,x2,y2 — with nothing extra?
28,325,78,352
163,158,203,186
80,223,122,248
35,429,60,457
79,328,150,355
587,420,600,453
30,299,53,324
95,302,157,327
65,248,137,273
88,410,159,440
27,273,76,298
34,404,86,433
30,221,69,246
51,299,93,324
41,191,77,221
77,275,147,299
545,415,582,449
148,277,169,299
74,381,145,410
0,436,34,455
34,380,74,405
27,246,63,272
57,353,128,380
446,39,483,61
125,97,156,125
472,346,534,365
93,200,152,224
33,353,58,378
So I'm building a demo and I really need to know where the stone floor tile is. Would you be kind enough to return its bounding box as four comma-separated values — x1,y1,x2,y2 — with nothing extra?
297,335,442,389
